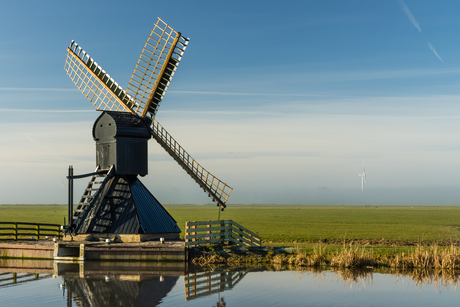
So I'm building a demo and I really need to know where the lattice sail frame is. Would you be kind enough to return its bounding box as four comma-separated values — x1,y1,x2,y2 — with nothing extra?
65,41,136,114
126,18,189,119
151,118,233,205
64,19,232,208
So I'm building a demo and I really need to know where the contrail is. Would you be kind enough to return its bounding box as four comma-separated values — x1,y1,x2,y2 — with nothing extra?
399,0,421,32
398,0,443,63
428,43,443,63
24,133,69,162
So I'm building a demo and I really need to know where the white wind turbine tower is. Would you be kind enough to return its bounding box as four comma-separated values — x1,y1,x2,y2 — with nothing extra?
359,164,366,204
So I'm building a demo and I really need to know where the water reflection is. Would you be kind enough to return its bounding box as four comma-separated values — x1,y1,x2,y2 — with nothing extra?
56,261,184,307
324,267,460,292
64,275,178,307
0,272,52,288
184,269,250,301
1,260,460,306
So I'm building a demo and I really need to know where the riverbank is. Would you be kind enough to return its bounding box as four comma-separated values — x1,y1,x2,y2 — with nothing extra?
189,243,460,270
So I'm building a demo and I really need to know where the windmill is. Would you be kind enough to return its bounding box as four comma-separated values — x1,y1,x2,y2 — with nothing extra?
64,18,232,239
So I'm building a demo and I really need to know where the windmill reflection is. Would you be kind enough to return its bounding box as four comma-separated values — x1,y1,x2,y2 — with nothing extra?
63,274,178,307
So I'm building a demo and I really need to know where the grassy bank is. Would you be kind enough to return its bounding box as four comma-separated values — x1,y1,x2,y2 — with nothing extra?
190,243,460,270
1,204,460,245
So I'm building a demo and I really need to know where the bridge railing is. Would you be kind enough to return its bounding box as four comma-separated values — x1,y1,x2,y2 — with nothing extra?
0,222,62,240
185,220,262,248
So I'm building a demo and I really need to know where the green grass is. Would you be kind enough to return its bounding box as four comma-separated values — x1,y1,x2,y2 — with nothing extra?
2,204,460,246
0,205,67,225
165,204,460,245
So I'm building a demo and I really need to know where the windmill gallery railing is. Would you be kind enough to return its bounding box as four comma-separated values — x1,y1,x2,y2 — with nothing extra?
185,220,262,247
0,222,62,240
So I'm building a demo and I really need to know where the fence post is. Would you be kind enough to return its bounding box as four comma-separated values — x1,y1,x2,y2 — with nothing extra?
228,221,233,245
14,222,17,241
36,224,40,240
206,221,211,241
238,226,243,245
220,220,225,245
192,222,196,242
185,222,189,245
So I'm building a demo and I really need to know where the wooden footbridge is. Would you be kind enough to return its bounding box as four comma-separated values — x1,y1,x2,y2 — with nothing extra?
185,220,262,247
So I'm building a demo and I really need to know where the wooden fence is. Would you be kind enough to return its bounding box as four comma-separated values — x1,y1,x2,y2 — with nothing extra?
0,222,62,240
185,269,247,301
185,220,262,247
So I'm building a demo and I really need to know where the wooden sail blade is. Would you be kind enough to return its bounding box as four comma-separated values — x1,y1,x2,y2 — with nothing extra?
151,118,232,208
64,41,137,114
126,18,189,119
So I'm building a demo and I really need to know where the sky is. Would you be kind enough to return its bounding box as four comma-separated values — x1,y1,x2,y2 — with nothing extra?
1,0,460,205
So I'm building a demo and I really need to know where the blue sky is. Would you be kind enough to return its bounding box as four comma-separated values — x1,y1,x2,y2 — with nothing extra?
1,0,460,205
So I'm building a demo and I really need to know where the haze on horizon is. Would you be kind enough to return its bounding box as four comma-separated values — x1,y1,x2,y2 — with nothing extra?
1,1,460,206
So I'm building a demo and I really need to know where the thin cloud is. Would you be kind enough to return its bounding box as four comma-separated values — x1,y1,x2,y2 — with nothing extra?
169,90,346,98
0,87,77,92
399,0,421,32
0,108,94,113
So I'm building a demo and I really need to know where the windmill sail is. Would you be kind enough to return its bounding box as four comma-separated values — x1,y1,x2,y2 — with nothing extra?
151,118,232,208
65,41,137,114
126,18,189,119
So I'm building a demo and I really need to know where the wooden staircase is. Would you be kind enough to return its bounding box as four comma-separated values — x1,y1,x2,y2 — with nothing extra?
72,166,114,227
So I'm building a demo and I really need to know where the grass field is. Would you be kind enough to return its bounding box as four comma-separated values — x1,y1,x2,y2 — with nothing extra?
1,204,460,245
166,205,460,245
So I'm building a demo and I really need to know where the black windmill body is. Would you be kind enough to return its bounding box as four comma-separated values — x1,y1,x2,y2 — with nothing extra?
72,111,180,236
93,111,150,177
64,18,232,239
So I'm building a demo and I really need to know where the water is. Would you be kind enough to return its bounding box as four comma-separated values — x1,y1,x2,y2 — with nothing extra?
1,265,459,306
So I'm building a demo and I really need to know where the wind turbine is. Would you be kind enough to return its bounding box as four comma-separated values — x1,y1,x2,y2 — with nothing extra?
359,168,366,193
358,166,366,205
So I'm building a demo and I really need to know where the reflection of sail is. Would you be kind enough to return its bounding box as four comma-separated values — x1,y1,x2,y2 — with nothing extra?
65,275,178,307
185,269,248,301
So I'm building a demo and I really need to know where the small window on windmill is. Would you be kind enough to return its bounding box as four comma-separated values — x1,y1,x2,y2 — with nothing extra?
93,111,151,176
